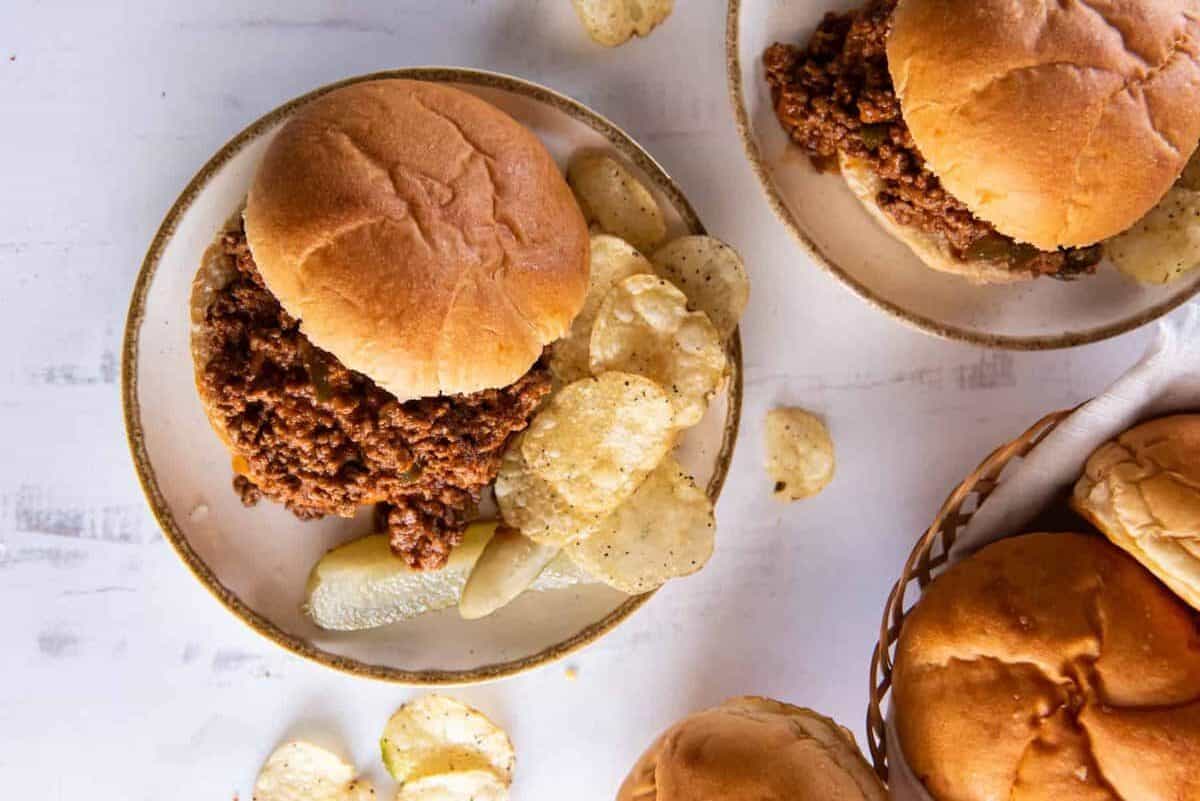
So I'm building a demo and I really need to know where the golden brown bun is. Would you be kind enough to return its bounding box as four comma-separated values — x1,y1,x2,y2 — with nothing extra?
616,697,886,801
1073,414,1200,611
893,532,1200,801
888,0,1200,249
839,153,1026,284
243,79,589,400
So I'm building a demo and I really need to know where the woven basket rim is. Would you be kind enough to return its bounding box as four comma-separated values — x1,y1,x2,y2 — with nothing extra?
865,406,1077,781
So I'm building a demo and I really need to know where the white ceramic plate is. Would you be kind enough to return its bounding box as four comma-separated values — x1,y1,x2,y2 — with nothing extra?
727,0,1200,348
124,68,741,684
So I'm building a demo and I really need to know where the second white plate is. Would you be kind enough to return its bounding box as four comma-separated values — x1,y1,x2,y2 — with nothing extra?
728,0,1200,348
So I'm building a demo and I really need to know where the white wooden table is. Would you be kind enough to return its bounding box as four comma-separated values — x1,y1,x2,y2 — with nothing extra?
0,2,1162,798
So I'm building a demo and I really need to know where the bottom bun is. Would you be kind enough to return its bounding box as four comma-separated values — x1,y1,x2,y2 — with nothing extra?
190,214,244,453
617,696,885,801
839,153,1025,286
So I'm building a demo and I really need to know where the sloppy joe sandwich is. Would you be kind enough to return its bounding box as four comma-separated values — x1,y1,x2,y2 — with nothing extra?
191,79,748,629
893,532,1200,801
191,78,590,570
764,0,1200,284
1073,414,1200,611
617,697,886,801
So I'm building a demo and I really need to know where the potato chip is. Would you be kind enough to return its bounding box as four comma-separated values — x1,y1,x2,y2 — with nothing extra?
344,780,375,801
521,373,675,514
1108,185,1200,284
459,527,561,620
395,770,507,801
253,741,373,801
590,275,727,428
567,457,715,594
567,153,666,255
381,695,515,785
495,436,600,546
766,408,835,501
651,236,750,340
571,0,674,47
551,234,654,383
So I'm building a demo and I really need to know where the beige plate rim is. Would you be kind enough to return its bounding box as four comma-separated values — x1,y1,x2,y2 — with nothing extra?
725,0,1200,350
122,66,743,685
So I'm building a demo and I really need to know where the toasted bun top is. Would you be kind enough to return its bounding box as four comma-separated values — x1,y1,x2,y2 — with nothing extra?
617,697,886,801
244,79,589,399
894,532,1200,801
1073,414,1200,611
888,0,1200,249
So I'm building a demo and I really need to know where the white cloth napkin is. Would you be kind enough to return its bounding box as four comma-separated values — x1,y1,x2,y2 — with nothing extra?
885,303,1200,800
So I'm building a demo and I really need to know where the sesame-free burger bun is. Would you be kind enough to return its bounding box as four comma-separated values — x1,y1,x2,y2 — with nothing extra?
1073,414,1200,611
617,697,886,801
893,533,1200,801
243,79,590,400
888,0,1200,250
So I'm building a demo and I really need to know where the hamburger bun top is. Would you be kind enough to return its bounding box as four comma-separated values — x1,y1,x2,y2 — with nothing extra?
617,697,886,801
894,532,1200,801
1073,414,1200,611
888,0,1200,250
243,79,589,400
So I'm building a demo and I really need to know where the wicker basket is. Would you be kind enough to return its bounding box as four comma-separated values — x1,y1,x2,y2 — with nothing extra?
864,407,1076,781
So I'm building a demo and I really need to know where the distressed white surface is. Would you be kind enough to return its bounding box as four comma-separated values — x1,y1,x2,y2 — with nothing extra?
0,1,1165,799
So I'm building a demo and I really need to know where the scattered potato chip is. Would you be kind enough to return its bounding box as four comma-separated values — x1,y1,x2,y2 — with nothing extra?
590,275,727,428
571,0,674,47
495,436,600,546
1108,185,1200,284
459,527,561,620
651,236,750,340
766,408,835,501
567,153,666,255
567,456,715,594
381,695,515,786
522,372,675,514
395,770,507,801
253,741,373,801
551,234,654,383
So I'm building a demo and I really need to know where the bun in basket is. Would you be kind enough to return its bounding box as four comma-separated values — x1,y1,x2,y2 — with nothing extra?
1073,414,1200,611
893,532,1200,801
617,696,886,801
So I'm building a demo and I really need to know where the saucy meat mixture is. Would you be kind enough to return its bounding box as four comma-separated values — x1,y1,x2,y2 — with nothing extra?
201,226,551,570
763,0,1102,277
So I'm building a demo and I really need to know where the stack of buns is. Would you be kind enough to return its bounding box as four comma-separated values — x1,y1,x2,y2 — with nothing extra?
617,697,886,801
893,414,1200,801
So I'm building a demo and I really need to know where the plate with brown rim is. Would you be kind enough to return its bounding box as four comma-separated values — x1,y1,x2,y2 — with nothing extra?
727,0,1200,349
123,67,742,684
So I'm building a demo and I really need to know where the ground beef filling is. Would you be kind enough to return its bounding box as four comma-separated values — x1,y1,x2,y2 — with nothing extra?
763,0,1102,278
201,228,551,570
